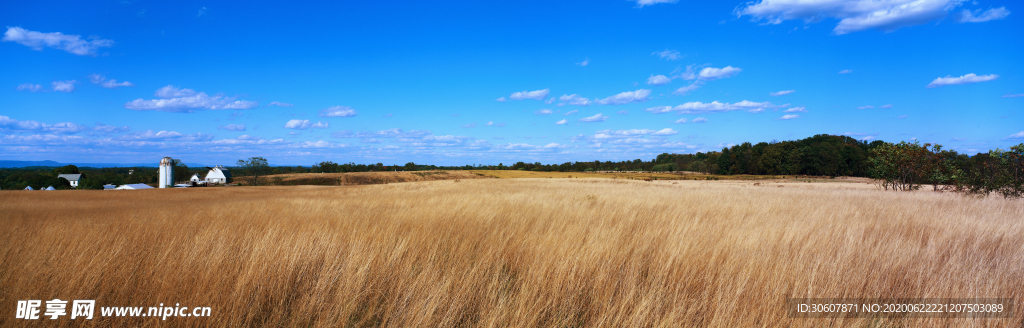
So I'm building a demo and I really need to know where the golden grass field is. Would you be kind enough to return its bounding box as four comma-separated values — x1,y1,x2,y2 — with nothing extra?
256,170,488,186
469,169,789,181
2,177,1022,327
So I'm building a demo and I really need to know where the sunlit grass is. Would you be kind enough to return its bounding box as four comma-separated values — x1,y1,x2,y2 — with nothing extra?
1,178,1021,327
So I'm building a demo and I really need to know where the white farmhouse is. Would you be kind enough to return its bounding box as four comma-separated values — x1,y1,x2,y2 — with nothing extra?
58,174,81,188
190,173,203,183
205,165,232,184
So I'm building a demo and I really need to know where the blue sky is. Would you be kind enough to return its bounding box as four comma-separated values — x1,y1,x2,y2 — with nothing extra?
1,0,1021,166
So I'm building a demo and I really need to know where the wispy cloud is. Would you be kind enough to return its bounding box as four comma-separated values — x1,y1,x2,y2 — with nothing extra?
52,80,77,93
777,114,800,120
956,7,1010,23
0,115,87,134
770,90,794,96
555,119,568,125
284,119,328,130
839,69,853,74
578,113,609,122
858,105,875,109
509,89,550,101
268,101,294,107
646,74,672,86
646,100,780,114
93,123,129,133
692,117,708,123
595,89,651,105
557,94,591,106
218,124,246,131
927,73,999,88
653,49,682,60
2,27,113,56
564,110,579,115
319,105,357,117
673,118,687,124
461,123,476,128
88,74,134,89
1003,93,1024,98
16,83,42,92
737,0,976,34
535,109,554,115
486,121,505,127
633,0,677,8
698,66,741,80
577,58,589,66
125,86,259,112
1005,131,1024,140
784,106,806,112
673,82,702,95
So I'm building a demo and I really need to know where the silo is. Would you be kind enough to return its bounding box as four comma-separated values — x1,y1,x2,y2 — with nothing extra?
159,157,174,188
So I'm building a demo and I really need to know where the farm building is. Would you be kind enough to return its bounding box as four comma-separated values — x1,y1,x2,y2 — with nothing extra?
114,183,154,190
103,184,116,190
158,157,174,188
205,165,231,184
58,174,81,188
190,173,203,183
24,186,34,190
44,186,55,190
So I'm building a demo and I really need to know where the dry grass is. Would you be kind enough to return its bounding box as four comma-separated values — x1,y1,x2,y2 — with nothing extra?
254,170,488,186
1,179,1022,327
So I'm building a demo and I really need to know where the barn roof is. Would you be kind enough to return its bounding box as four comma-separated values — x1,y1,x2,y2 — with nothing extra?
58,174,81,181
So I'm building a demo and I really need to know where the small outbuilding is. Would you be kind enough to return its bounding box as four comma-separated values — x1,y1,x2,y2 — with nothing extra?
205,165,232,184
103,184,116,190
114,183,154,190
57,174,82,188
24,186,34,190
44,186,56,191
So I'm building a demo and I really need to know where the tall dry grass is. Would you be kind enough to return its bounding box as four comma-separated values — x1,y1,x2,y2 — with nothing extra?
1,179,1022,327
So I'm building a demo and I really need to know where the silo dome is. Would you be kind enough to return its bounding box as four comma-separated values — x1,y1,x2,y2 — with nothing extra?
160,157,173,165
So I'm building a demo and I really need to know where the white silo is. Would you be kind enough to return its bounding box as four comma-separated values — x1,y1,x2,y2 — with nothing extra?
159,157,174,188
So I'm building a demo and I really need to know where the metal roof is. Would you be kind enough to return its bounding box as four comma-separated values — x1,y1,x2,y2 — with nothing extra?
58,174,82,181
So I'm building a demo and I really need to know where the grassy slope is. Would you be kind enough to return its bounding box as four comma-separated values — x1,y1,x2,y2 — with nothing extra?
1,179,1021,327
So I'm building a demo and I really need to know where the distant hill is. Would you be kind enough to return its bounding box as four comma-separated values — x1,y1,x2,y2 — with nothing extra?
0,160,208,168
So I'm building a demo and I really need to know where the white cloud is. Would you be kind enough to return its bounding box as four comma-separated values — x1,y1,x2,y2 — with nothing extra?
16,83,42,92
495,97,507,102
52,80,76,93
486,121,506,127
2,27,113,56
117,130,213,141
555,119,568,125
698,66,741,80
634,0,677,7
652,128,678,136
839,69,853,74
646,100,779,114
577,58,589,66
93,123,129,133
927,73,999,88
509,89,550,101
861,136,875,141
564,110,579,115
777,114,800,120
89,74,134,89
858,105,875,109
738,0,970,34
125,85,259,112
748,108,765,113
770,90,795,96
653,49,682,60
461,123,476,128
956,7,1010,23
647,74,672,86
535,109,554,115
268,101,294,107
880,104,893,108
1003,93,1024,98
1005,131,1024,140
284,119,329,130
673,118,687,124
784,106,807,112
692,117,708,123
898,115,909,119
579,113,608,122
557,94,591,106
319,105,357,117
617,110,629,115
218,124,246,131
595,89,651,105
673,82,702,95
